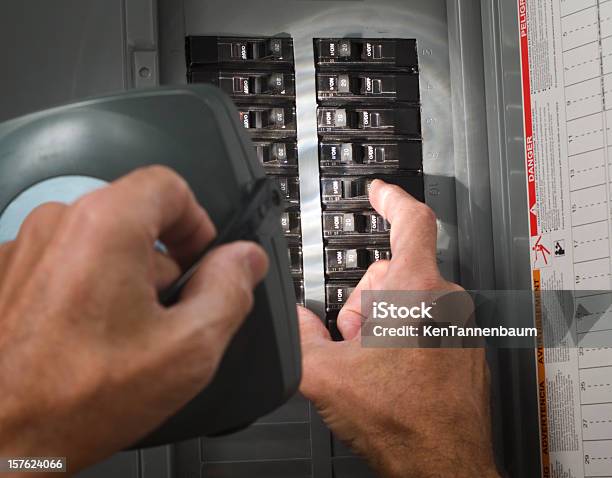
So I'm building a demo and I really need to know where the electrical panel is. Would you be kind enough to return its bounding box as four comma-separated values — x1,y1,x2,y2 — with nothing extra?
186,36,304,306
185,36,422,325
5,1,545,477
315,38,423,333
179,35,423,478
177,34,423,478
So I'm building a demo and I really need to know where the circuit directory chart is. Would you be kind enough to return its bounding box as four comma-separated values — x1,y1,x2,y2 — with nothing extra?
520,0,612,476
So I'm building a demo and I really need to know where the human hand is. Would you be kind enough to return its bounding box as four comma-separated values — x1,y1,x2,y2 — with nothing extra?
0,166,268,474
299,180,498,478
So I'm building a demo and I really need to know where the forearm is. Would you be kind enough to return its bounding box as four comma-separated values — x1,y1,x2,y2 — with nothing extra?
371,442,500,478
359,417,499,478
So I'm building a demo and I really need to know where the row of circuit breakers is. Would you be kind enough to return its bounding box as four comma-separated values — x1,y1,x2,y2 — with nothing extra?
186,36,423,334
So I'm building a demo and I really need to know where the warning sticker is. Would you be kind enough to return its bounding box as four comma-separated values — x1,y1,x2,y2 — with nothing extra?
532,234,553,268
518,0,612,476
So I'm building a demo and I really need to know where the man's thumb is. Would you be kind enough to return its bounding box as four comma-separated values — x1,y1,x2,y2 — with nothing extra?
297,306,338,400
298,306,330,343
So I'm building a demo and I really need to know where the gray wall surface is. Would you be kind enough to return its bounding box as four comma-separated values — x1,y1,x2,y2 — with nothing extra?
0,0,129,122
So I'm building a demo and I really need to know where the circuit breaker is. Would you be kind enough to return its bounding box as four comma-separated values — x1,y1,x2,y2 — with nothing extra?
187,36,305,309
315,38,423,337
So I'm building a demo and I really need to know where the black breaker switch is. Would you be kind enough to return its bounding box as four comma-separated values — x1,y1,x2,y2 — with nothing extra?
326,283,358,311
280,210,301,237
294,279,305,306
319,141,422,171
288,246,303,275
317,72,419,103
186,36,294,66
325,246,391,275
190,70,295,98
317,107,420,136
254,141,298,169
238,106,296,133
322,211,389,237
326,282,358,339
272,175,300,205
315,38,417,70
321,175,424,205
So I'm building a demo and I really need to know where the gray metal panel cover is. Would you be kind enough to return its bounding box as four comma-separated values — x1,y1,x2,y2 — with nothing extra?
0,0,128,122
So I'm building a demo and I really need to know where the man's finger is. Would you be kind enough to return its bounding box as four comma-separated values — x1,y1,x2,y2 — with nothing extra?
162,241,268,376
3,202,67,291
16,202,67,244
298,306,331,344
0,241,15,292
369,179,438,277
298,306,337,400
0,240,14,266
337,259,390,341
70,166,216,269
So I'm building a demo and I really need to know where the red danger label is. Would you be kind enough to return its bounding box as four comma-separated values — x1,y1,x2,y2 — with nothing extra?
518,0,538,237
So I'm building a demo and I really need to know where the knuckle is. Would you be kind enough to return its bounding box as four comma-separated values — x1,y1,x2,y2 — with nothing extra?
69,195,110,229
387,183,407,198
381,185,405,207
30,201,66,217
0,240,13,255
143,164,177,179
444,280,465,293
367,259,390,279
369,258,390,272
141,165,193,213
414,202,437,224
417,274,445,291
64,195,123,250
19,202,66,234
144,165,190,196
384,183,413,205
